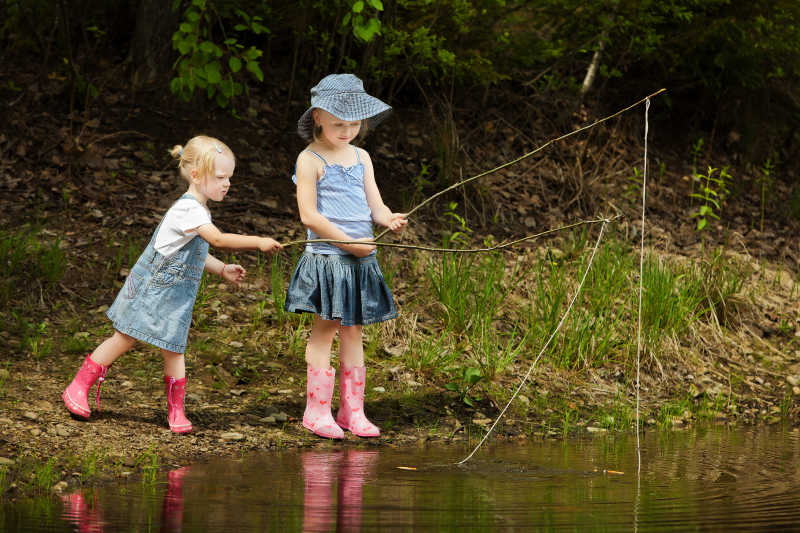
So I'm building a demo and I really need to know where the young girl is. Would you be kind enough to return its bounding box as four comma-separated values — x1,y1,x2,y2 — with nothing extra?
285,74,407,439
62,135,282,433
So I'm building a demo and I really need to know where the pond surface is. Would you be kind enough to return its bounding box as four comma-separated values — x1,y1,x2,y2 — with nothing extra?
4,425,800,531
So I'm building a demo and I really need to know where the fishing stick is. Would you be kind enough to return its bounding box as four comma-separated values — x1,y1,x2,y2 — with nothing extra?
282,216,619,252
282,87,666,250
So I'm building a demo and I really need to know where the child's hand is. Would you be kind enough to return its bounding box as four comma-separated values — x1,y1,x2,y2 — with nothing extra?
347,237,377,258
259,237,283,254
222,264,246,285
389,213,408,233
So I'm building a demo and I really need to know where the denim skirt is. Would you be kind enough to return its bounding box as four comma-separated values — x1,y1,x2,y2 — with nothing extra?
285,252,397,326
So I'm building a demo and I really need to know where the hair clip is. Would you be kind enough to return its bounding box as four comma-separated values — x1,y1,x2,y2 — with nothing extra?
178,148,183,156
213,142,222,153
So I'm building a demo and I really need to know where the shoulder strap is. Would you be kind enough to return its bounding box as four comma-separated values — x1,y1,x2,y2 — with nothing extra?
305,150,328,165
353,146,361,163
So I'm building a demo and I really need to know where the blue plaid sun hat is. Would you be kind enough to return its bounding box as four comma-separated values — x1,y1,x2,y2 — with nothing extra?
297,74,392,141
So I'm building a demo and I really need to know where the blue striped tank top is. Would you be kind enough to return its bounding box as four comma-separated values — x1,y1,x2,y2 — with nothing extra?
292,147,374,255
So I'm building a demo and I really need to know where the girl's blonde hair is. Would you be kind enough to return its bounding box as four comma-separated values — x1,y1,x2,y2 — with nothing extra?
169,135,234,183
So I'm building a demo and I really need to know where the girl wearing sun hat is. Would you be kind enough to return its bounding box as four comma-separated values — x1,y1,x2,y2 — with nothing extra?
285,73,408,439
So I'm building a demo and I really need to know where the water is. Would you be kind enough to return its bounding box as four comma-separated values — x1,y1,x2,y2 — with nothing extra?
4,426,800,531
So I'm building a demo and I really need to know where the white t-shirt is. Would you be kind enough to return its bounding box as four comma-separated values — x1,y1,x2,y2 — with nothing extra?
154,197,212,257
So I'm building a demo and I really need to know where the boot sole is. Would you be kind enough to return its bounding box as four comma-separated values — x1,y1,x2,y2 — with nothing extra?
303,420,344,439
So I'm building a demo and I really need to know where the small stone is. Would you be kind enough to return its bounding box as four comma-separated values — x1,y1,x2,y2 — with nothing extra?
120,471,133,478
30,428,41,436
229,341,243,348
793,386,800,396
23,411,39,421
0,457,14,466
260,416,276,424
787,375,800,387
472,418,492,426
220,432,245,441
645,418,657,425
0,368,9,380
517,394,530,406
586,426,607,433
273,412,288,423
56,425,71,437
0,417,12,425
277,389,293,394
372,386,386,393
121,381,134,388
230,389,245,396
52,481,68,493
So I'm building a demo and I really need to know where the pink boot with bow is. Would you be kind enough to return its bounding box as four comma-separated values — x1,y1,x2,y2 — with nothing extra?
164,376,192,434
336,365,380,437
303,366,344,439
62,354,108,419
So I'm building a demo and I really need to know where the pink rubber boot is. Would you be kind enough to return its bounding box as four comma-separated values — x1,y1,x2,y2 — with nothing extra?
62,354,108,419
164,376,192,434
303,366,344,439
336,365,380,437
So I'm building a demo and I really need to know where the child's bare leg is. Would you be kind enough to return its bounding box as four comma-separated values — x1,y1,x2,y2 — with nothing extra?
338,325,364,368
90,331,136,367
161,349,185,379
305,315,339,369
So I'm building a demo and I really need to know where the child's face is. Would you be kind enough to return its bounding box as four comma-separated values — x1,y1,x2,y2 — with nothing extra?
195,153,234,203
315,109,361,146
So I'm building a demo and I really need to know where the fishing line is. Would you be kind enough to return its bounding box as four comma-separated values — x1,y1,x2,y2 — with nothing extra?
456,218,609,465
633,97,651,533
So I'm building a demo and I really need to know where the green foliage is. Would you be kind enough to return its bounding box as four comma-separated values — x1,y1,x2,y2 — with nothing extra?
342,0,384,42
757,156,776,231
0,228,66,306
689,166,731,233
170,0,268,108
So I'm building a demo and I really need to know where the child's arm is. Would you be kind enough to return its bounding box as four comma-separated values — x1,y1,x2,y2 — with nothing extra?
295,151,376,257
361,149,408,233
195,223,283,253
205,253,246,285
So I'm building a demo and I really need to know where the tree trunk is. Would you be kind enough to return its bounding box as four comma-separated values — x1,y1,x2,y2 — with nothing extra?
129,0,179,84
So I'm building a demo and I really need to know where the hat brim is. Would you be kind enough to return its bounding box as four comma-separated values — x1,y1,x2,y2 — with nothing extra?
297,94,392,141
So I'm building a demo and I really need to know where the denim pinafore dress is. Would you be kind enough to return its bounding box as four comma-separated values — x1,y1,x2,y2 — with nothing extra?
106,194,209,353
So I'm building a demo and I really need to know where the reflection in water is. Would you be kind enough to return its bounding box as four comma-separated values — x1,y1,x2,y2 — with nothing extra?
302,449,378,533
5,426,800,532
60,466,190,533
60,492,105,533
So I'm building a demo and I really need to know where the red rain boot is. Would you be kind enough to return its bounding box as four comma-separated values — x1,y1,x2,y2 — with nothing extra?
164,376,192,434
62,354,108,419
302,366,344,439
336,365,380,437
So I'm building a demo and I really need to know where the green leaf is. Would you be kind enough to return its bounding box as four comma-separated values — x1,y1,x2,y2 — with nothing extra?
200,41,215,54
697,218,707,230
179,22,194,33
205,61,222,84
464,367,482,386
177,39,192,55
246,60,264,82
445,383,458,392
352,1,364,13
229,57,242,73
367,0,384,10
